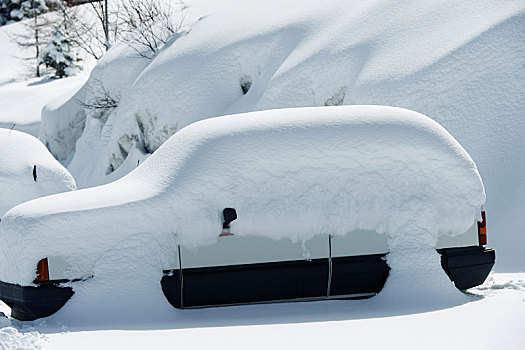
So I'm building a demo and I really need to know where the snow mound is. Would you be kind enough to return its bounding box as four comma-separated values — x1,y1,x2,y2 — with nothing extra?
41,41,153,169
0,106,484,318
53,0,522,186
39,84,87,165
39,0,523,269
0,129,77,217
0,311,44,350
0,326,44,350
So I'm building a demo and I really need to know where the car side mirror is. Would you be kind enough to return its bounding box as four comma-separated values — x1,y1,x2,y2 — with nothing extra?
222,208,237,229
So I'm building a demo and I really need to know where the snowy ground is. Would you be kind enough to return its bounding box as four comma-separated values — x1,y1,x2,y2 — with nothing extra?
0,273,523,349
0,21,90,137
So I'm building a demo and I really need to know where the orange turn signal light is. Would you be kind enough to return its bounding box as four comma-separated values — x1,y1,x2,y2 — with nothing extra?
34,258,49,283
477,211,487,246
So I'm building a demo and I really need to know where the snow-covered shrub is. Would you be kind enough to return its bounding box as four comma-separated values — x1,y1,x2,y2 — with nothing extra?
0,0,56,24
1,0,23,23
39,26,78,78
0,12,6,25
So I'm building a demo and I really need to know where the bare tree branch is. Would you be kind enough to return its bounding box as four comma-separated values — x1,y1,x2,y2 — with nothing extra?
76,78,120,119
120,0,186,59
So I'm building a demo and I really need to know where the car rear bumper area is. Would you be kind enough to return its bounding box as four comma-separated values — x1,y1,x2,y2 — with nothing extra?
0,280,74,321
438,246,495,290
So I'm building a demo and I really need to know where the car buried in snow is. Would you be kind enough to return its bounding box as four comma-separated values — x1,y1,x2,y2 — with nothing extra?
0,106,495,320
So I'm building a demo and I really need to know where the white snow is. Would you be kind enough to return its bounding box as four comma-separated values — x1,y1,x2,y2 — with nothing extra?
0,0,524,348
0,20,91,137
12,273,525,350
62,41,153,181
37,0,523,271
0,77,87,137
0,323,44,350
0,128,76,217
39,83,87,165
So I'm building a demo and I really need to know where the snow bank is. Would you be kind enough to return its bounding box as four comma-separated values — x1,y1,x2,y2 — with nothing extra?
0,106,484,312
39,84,87,165
0,77,88,138
0,129,77,217
39,40,152,168
59,0,522,186
40,0,522,269
63,41,154,183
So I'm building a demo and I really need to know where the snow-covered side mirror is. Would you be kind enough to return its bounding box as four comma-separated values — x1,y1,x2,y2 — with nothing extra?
222,208,237,229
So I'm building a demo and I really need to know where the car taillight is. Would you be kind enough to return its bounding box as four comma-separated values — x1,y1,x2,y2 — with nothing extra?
34,258,49,283
477,211,487,245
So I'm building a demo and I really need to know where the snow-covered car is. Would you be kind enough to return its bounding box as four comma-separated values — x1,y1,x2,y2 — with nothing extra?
0,128,76,217
0,106,495,320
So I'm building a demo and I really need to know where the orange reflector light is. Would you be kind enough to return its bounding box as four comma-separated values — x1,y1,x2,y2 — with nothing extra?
477,211,487,246
34,258,49,283
479,232,487,245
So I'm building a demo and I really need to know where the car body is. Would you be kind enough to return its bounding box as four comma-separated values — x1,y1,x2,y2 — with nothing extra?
0,106,495,320
161,213,494,308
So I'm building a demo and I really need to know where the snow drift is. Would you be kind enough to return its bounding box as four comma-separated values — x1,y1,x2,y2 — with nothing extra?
39,0,523,269
40,41,153,169
0,106,484,308
0,128,76,217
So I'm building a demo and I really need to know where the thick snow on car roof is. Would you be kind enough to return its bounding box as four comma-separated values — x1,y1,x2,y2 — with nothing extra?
0,128,76,217
0,106,484,288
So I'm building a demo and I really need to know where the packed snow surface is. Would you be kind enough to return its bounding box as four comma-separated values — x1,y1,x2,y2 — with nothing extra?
2,273,524,350
41,273,525,350
0,106,484,320
0,128,76,217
